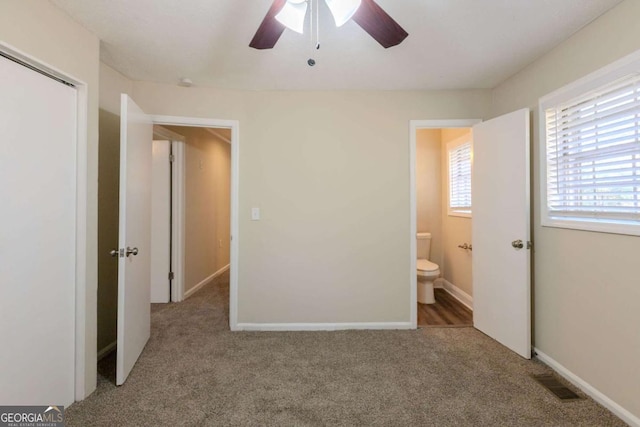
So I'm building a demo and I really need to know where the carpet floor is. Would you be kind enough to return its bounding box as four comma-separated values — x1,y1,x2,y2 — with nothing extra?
67,273,624,426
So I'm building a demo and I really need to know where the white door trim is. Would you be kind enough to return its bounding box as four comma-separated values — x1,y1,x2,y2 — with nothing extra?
0,42,90,401
409,119,481,329
151,115,240,331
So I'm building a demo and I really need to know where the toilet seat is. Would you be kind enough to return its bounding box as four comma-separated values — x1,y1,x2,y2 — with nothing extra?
417,259,439,273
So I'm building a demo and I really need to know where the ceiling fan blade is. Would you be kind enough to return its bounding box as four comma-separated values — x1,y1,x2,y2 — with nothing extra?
352,0,408,48
250,0,288,49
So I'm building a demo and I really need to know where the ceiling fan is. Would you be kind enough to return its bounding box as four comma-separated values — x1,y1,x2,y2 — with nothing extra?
249,0,408,50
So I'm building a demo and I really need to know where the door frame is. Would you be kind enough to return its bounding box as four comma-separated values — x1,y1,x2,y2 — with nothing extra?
152,126,186,303
0,42,90,401
409,119,481,329
151,115,240,330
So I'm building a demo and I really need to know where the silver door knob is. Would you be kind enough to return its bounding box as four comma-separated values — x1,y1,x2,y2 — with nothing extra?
109,249,119,257
126,247,139,257
511,239,524,249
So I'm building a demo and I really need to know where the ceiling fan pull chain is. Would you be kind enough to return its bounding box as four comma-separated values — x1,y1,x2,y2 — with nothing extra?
307,0,317,66
308,0,313,47
316,0,320,50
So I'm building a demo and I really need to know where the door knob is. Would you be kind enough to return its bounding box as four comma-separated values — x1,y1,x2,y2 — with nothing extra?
511,239,524,249
109,249,119,257
126,247,139,257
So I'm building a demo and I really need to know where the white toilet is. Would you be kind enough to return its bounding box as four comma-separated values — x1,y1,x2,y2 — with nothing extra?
417,232,440,304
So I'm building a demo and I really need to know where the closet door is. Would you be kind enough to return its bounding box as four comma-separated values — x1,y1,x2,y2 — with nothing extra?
0,54,77,406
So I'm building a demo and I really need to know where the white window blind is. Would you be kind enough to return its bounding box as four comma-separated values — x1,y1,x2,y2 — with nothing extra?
545,74,640,224
448,141,472,214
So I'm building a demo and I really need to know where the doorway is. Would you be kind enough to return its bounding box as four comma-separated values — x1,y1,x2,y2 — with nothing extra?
151,125,232,304
409,120,480,329
410,112,532,360
96,109,239,385
413,125,476,327
151,116,239,324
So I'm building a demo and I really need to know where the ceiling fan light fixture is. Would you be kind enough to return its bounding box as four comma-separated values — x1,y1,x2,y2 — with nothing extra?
325,0,361,27
275,0,308,34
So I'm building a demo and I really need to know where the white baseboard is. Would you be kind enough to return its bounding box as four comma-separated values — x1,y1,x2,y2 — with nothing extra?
535,348,639,427
437,278,473,311
236,322,413,331
97,341,116,361
184,264,230,300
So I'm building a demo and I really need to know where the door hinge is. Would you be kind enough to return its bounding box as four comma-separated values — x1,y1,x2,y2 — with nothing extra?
169,154,175,163
168,272,175,280
527,241,533,250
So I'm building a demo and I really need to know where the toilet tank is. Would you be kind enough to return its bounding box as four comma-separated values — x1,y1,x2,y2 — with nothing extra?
417,232,432,260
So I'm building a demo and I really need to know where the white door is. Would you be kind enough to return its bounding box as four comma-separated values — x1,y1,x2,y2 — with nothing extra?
116,94,153,385
0,55,76,405
150,140,171,303
472,108,531,359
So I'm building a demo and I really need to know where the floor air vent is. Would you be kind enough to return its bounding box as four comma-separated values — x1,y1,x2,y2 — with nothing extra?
532,374,582,401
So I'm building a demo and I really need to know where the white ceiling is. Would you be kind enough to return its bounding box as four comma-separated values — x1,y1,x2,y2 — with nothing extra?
51,0,623,91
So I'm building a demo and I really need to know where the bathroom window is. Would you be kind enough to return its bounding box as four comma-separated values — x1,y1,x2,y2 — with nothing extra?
447,138,472,217
540,54,640,236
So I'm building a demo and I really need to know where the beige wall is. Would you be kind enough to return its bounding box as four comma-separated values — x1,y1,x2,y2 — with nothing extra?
415,129,442,267
0,1,100,397
491,0,640,419
132,83,490,323
165,127,231,293
440,129,473,296
97,63,133,354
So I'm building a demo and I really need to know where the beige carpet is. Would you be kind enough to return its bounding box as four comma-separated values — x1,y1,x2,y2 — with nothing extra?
67,273,624,426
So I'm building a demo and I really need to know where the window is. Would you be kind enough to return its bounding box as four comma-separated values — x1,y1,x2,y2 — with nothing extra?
540,54,640,235
448,138,472,217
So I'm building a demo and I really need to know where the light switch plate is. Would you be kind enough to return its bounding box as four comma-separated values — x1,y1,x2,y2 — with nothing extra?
251,207,260,221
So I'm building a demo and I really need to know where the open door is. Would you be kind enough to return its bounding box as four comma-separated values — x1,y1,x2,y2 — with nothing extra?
472,108,531,359
116,94,153,385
